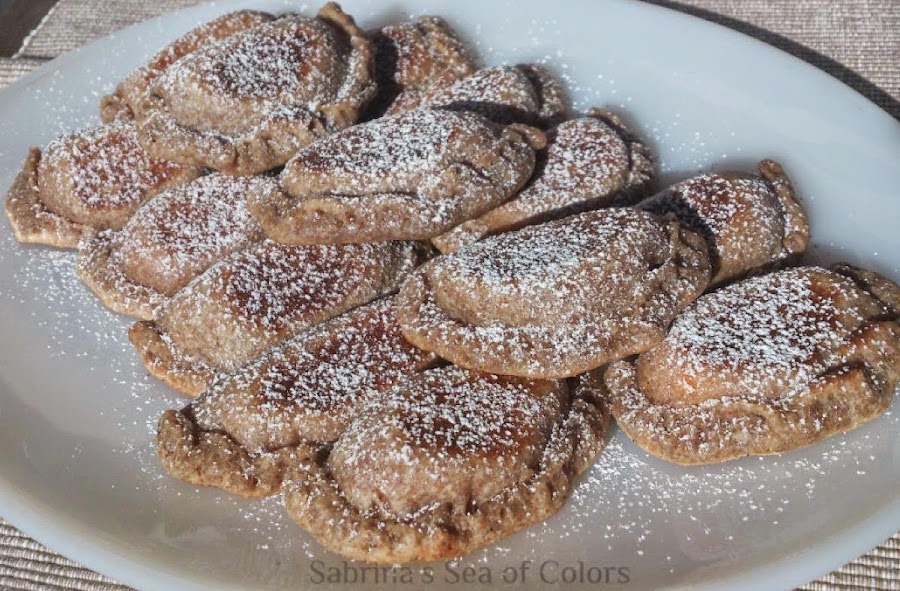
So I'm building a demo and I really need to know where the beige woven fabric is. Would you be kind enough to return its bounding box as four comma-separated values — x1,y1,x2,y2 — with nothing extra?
0,1,898,590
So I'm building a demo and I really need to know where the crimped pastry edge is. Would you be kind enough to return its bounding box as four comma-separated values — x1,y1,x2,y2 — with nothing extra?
282,371,610,563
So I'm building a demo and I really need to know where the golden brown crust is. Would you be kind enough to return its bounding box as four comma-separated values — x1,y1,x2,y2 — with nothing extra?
157,409,313,499
4,148,93,249
640,159,809,286
132,240,429,395
398,209,711,378
368,15,476,118
283,368,609,563
432,109,656,253
248,109,541,244
100,10,275,123
606,265,900,465
137,5,376,175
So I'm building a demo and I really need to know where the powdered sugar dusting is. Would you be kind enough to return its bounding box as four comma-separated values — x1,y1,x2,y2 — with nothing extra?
191,297,435,452
642,266,868,404
328,367,564,515
40,122,192,212
112,173,270,296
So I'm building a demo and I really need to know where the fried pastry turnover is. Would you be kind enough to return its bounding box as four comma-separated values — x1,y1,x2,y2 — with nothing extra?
247,109,542,244
604,265,900,465
397,208,711,379
5,123,202,249
137,3,376,175
283,366,609,562
100,10,275,123
129,239,428,395
640,159,808,286
433,109,655,253
403,64,569,127
367,15,476,118
156,296,437,498
77,173,271,319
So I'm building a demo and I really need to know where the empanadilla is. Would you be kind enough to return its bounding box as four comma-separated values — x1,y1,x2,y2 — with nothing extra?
77,173,271,319
130,239,428,395
5,123,202,249
433,109,655,253
604,265,900,465
368,15,476,118
283,366,609,562
137,4,376,175
404,64,569,127
248,109,542,244
640,159,808,286
398,208,711,379
100,10,275,123
156,296,436,498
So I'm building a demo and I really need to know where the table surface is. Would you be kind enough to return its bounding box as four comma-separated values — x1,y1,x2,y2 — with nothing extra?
0,1,898,590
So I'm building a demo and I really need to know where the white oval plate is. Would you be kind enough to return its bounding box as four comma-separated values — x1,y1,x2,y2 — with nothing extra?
0,1,898,590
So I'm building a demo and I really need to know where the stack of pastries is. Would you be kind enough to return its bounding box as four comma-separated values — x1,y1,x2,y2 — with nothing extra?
5,2,899,563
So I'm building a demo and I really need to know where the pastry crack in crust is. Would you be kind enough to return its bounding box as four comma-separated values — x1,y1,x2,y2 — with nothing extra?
640,159,809,286
432,108,657,253
283,367,609,562
156,297,437,498
605,265,900,465
136,3,377,175
248,109,543,244
77,173,271,319
5,124,202,249
130,240,430,396
398,208,711,378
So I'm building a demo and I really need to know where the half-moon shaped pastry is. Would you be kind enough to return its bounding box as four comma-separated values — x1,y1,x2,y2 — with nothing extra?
247,109,543,244
156,296,437,498
130,239,428,395
433,109,656,253
5,123,202,249
397,207,711,379
640,160,808,286
77,173,272,319
604,265,900,465
401,64,569,127
367,15,476,118
283,365,609,562
100,10,275,123
137,3,376,175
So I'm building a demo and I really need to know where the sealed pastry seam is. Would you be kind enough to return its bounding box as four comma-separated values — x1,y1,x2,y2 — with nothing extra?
5,148,94,249
77,230,171,320
156,407,314,499
282,370,610,563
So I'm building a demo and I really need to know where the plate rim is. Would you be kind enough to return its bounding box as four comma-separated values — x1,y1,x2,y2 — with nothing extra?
0,1,898,590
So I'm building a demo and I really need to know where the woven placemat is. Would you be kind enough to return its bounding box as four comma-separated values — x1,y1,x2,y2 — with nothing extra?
0,1,898,590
